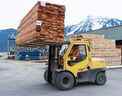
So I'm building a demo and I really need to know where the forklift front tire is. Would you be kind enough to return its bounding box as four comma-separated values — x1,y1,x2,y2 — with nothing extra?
55,72,75,90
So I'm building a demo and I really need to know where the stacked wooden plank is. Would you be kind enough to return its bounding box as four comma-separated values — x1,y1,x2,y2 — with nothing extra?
92,48,121,65
81,34,122,65
91,38,116,48
16,1,65,46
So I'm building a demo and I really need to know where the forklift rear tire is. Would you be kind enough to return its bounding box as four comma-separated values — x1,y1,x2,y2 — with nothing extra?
44,70,48,82
95,71,106,85
55,72,75,90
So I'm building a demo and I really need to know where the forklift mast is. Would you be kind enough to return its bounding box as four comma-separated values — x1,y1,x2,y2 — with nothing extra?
48,44,61,82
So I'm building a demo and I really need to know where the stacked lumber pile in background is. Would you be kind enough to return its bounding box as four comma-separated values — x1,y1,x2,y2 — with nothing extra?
16,1,65,46
81,34,122,65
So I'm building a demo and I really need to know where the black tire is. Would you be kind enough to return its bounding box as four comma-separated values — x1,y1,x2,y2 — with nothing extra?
44,70,48,82
95,71,106,85
55,72,75,90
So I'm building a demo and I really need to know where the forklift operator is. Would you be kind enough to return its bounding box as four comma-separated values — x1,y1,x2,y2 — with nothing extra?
70,45,85,62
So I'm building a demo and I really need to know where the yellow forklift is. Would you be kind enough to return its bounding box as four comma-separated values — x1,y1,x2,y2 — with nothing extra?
44,36,107,90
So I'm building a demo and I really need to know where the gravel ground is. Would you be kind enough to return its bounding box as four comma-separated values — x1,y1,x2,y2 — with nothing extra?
0,60,122,96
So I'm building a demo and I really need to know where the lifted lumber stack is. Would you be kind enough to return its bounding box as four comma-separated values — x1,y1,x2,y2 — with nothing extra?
16,1,65,46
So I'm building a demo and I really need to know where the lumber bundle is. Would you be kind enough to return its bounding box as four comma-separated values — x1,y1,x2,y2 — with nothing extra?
81,34,122,65
16,1,65,46
92,48,121,65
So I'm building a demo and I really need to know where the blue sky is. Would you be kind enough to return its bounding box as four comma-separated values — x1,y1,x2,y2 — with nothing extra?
0,0,122,29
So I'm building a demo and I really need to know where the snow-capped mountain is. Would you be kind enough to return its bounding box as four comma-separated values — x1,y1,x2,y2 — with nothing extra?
65,16,122,36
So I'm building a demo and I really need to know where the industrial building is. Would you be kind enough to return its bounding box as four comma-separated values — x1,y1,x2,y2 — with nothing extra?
90,25,122,40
